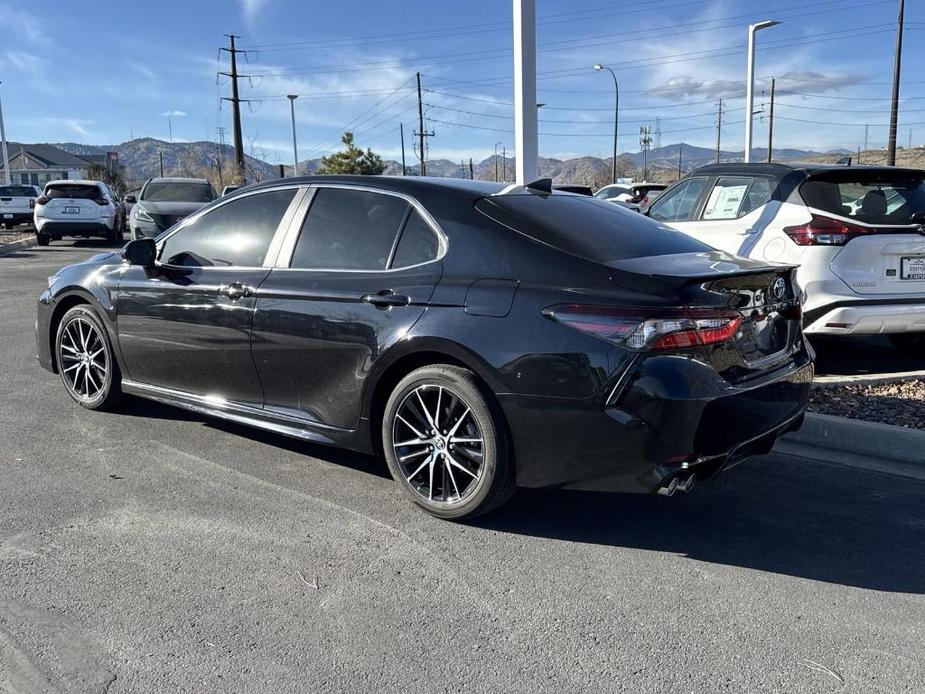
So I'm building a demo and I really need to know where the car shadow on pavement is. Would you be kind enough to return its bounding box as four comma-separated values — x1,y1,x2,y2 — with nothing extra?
477,455,925,594
811,334,925,376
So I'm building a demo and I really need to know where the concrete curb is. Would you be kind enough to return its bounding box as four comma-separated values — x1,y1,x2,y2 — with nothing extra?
814,371,925,388
776,412,925,475
0,236,37,256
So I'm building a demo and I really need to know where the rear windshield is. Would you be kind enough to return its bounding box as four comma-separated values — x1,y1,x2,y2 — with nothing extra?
0,186,37,197
142,182,215,203
801,173,925,226
45,184,101,200
476,193,711,263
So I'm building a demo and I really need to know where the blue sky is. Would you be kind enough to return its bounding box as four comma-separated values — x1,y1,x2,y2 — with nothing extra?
0,0,922,163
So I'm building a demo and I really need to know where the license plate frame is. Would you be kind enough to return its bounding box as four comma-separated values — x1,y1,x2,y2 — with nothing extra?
62,206,80,215
900,256,925,280
2,213,12,219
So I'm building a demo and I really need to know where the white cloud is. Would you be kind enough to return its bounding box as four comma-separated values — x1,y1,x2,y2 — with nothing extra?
129,61,156,81
0,4,47,44
0,50,47,76
160,110,188,117
240,0,271,24
34,117,96,137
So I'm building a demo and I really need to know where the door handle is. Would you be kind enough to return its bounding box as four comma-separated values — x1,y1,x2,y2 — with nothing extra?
220,282,255,300
362,290,410,309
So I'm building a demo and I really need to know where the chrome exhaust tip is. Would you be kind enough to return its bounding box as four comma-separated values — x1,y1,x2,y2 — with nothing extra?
676,474,696,493
657,477,680,497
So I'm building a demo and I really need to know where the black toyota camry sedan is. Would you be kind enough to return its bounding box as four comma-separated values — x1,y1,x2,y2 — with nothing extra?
36,176,813,519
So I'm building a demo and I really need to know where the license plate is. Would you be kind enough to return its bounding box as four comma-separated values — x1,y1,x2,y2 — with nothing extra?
901,256,925,280
63,206,80,215
2,214,11,219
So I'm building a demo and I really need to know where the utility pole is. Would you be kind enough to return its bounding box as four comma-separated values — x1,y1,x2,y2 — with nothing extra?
0,81,10,185
400,123,406,175
639,126,652,180
469,157,474,180
767,77,776,163
716,98,724,164
864,124,869,153
677,146,683,179
909,128,913,149
502,146,507,182
220,34,248,181
414,72,436,176
887,0,904,165
655,117,662,150
159,150,164,177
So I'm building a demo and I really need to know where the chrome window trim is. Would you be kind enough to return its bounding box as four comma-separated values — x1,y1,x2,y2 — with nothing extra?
153,184,307,271
272,182,448,273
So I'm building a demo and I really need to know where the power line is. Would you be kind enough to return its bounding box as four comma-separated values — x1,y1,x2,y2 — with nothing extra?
424,116,716,138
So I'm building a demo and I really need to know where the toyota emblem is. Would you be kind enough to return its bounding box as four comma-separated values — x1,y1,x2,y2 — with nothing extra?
771,277,786,301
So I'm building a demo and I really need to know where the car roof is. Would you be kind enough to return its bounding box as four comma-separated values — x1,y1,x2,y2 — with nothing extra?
690,162,925,179
145,177,211,184
245,175,507,200
45,179,103,187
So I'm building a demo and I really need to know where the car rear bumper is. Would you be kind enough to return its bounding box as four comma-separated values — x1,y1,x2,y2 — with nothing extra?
1,212,33,224
36,221,113,236
804,299,925,335
500,350,814,493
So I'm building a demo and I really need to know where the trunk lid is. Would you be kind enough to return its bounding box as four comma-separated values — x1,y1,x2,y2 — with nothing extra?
608,251,803,382
830,230,925,295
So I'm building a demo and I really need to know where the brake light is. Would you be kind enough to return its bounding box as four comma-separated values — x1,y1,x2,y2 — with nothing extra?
93,198,109,206
542,305,742,351
783,214,873,246
35,196,49,205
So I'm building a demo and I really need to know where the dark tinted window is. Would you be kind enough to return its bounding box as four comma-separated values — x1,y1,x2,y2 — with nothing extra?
0,186,38,197
160,188,295,267
476,193,710,263
649,177,708,222
142,181,215,203
800,173,925,225
291,188,408,270
45,184,101,200
391,210,439,268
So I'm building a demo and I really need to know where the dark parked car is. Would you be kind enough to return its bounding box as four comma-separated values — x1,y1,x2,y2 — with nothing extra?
36,176,813,519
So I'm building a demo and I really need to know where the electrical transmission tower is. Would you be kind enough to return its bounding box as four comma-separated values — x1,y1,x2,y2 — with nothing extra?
639,126,652,180
219,34,253,182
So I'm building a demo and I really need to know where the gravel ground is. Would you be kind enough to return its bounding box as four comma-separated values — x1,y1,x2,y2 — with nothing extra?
811,379,925,429
0,229,35,246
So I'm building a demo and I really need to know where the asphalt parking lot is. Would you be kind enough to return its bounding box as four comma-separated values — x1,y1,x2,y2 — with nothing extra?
2,243,924,693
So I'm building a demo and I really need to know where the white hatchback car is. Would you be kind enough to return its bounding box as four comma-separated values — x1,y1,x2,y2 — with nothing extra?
647,163,925,352
34,180,124,246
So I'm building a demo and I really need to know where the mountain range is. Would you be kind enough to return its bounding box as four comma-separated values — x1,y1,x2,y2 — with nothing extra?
54,138,852,187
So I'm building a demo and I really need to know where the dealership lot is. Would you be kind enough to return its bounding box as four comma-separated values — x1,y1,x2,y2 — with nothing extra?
2,245,924,692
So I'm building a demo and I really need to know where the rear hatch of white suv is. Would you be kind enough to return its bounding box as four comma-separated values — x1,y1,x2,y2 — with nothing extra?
40,183,107,222
794,168,925,296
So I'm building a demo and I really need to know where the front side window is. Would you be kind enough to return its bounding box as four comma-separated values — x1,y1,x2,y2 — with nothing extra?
160,188,296,267
649,177,708,223
290,188,409,271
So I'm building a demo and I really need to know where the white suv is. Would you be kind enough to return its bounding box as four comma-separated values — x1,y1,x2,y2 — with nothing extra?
647,163,925,352
0,184,41,229
34,180,124,246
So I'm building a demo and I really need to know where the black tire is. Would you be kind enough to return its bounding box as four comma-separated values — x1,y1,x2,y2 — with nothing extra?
382,364,516,520
36,233,50,246
3,222,12,230
55,305,122,410
107,224,123,245
889,333,925,354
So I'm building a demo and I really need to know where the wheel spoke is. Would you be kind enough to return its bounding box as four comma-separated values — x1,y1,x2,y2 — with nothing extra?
399,447,430,463
61,343,80,355
406,453,433,481
446,453,478,479
415,389,437,431
444,456,461,499
446,407,471,439
450,437,482,444
394,438,427,448
428,454,435,501
396,414,426,440
63,362,82,374
434,387,442,429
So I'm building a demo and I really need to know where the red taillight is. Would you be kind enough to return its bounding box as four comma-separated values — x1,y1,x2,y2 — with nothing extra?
36,196,49,205
783,214,873,246
542,305,742,352
93,198,109,206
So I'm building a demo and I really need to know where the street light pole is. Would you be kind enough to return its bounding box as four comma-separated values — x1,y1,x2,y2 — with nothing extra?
0,82,10,185
744,20,780,163
594,64,619,184
287,95,299,177
494,141,502,181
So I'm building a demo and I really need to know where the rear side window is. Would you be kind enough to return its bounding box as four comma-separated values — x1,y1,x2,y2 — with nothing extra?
476,193,710,263
45,184,101,200
0,186,38,197
391,210,440,268
701,176,772,220
649,177,708,222
160,188,296,267
801,174,925,225
290,188,409,270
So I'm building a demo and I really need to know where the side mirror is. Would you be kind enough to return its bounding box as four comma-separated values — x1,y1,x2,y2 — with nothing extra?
123,195,136,204
121,238,156,267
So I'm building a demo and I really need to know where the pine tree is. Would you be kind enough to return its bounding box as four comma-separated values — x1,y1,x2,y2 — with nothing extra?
318,132,386,175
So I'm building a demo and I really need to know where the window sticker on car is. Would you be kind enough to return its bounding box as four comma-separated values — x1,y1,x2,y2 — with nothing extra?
703,184,748,220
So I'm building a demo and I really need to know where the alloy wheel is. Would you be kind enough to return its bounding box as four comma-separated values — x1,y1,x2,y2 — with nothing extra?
59,316,108,401
391,384,484,504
